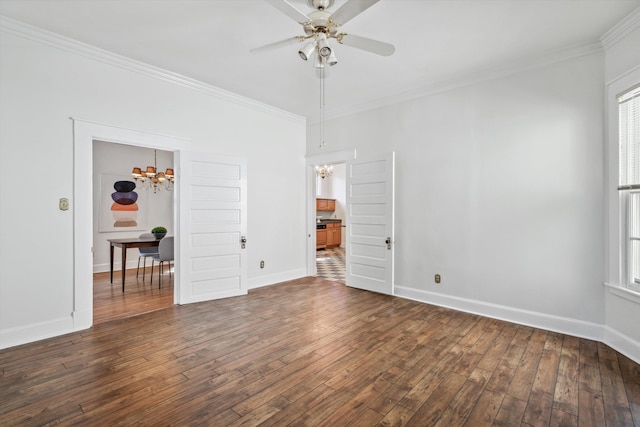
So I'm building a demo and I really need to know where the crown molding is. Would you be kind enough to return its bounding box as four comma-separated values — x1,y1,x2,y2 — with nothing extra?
316,40,603,123
0,16,305,125
601,6,640,50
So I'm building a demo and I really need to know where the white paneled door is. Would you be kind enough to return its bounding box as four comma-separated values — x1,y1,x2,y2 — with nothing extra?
178,152,247,304
346,153,395,295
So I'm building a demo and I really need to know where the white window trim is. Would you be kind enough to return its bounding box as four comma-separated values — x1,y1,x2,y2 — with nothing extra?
625,191,640,292
606,66,640,299
604,282,640,305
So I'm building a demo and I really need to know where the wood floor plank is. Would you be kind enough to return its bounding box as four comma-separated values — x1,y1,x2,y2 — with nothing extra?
1,277,639,426
550,407,578,426
377,404,416,427
578,389,606,427
433,367,491,426
522,390,554,427
257,383,336,427
618,353,640,425
521,333,562,426
598,342,635,425
494,395,527,426
553,335,580,416
507,337,544,401
464,388,505,426
406,371,467,425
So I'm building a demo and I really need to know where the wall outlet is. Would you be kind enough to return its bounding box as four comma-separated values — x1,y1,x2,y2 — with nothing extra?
435,274,441,284
260,260,265,269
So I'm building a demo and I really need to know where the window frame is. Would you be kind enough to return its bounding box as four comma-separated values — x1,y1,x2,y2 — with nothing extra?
623,190,640,292
607,68,640,297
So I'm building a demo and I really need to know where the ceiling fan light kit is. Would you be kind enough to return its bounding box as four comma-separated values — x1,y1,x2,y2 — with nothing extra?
317,34,332,57
327,50,338,66
258,0,395,65
299,41,316,60
257,0,395,149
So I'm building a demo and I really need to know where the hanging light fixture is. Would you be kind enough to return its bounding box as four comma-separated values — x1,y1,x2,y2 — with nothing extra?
131,149,175,193
316,164,333,179
316,33,331,58
298,41,316,61
299,33,338,67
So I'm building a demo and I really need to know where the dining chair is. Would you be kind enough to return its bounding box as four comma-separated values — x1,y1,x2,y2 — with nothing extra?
136,232,159,281
150,236,174,288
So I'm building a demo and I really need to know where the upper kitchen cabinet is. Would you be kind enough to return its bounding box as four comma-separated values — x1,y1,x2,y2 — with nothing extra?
316,198,336,211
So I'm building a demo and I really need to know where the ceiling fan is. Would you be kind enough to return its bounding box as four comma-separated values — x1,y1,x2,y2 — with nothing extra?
251,0,395,68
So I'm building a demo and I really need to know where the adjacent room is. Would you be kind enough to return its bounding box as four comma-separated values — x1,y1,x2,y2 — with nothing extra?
1,0,640,424
315,162,346,283
92,141,176,323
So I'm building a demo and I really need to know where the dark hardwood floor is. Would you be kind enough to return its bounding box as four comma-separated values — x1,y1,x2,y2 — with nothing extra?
1,277,639,426
93,266,174,324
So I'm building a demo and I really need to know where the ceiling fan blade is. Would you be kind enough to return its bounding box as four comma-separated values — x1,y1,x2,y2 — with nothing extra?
250,37,303,53
330,0,379,26
338,34,395,56
265,0,310,25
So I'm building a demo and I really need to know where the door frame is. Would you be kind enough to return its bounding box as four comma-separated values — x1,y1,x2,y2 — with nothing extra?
305,149,356,276
72,119,190,332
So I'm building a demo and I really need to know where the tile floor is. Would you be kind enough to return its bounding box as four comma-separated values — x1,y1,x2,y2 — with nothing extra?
316,246,346,283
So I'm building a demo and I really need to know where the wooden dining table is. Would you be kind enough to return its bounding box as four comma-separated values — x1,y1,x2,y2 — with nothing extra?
108,237,161,292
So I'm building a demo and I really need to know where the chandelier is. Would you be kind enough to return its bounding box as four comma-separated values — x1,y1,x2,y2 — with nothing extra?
131,149,175,193
316,164,333,179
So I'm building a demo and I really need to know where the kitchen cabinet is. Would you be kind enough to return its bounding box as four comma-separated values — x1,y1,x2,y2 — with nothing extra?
326,224,335,247
331,222,341,247
316,198,336,211
317,221,341,249
316,229,327,249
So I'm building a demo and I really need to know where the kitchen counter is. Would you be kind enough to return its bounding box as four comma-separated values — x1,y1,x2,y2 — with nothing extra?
317,218,342,224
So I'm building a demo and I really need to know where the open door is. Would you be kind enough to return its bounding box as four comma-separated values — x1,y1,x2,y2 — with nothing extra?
177,152,247,304
346,152,395,295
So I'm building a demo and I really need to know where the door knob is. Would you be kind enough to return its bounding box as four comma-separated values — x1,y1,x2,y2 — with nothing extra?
241,236,247,249
386,237,391,250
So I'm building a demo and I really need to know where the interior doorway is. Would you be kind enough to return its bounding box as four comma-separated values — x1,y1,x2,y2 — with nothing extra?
92,141,176,324
72,119,189,334
314,162,346,283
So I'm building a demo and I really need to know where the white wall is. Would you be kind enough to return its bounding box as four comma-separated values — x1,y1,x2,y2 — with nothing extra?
92,142,174,272
309,53,608,342
0,22,306,348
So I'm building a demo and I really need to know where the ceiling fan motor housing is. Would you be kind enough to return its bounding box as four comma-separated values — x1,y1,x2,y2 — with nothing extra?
304,11,338,36
307,0,335,11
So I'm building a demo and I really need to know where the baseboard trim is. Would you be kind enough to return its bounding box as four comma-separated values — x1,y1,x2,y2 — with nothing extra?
248,269,306,290
603,326,640,364
394,285,640,364
0,316,74,350
94,260,145,273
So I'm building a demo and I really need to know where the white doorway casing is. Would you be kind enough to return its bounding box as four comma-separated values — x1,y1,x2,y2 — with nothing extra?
73,119,190,331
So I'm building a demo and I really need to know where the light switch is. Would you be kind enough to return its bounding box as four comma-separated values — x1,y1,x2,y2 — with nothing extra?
59,198,69,211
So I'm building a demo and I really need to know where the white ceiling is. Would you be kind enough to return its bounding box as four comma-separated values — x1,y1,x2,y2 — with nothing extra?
1,0,639,120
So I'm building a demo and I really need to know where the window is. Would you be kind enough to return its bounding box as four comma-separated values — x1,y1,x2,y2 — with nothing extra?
619,85,640,291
